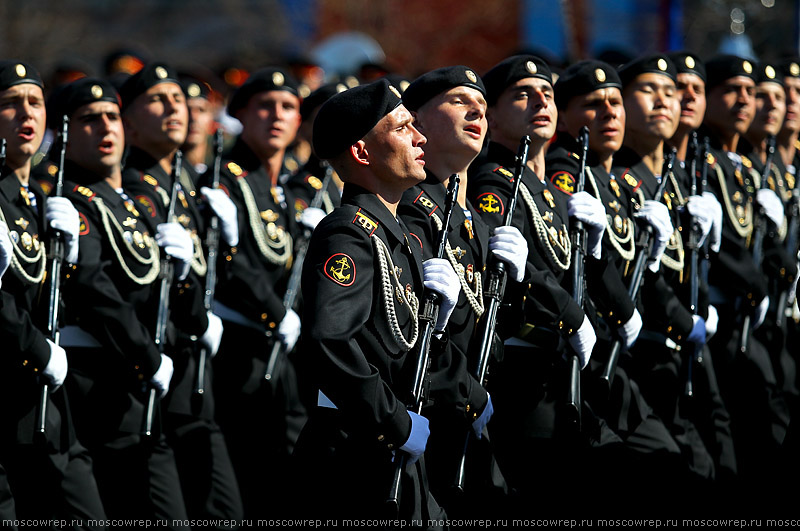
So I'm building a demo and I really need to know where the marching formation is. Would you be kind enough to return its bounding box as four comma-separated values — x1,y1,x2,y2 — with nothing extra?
0,48,798,529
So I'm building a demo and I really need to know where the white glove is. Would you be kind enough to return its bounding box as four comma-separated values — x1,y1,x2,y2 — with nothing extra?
633,200,673,273
156,222,193,281
756,188,784,228
150,354,174,399
489,226,528,282
277,308,301,352
706,304,719,340
200,311,223,357
567,315,596,369
618,308,642,349
200,187,239,247
45,197,80,263
685,195,714,247
299,207,326,231
568,191,606,259
702,192,723,253
0,220,12,281
753,296,770,330
423,258,461,332
43,339,68,391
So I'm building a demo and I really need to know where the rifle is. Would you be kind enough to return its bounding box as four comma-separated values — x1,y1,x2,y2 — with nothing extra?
263,162,334,384
564,126,590,432
195,129,225,397
776,185,800,329
452,135,531,493
143,150,182,438
387,172,460,513
600,148,677,392
740,135,776,355
38,116,69,439
684,132,702,397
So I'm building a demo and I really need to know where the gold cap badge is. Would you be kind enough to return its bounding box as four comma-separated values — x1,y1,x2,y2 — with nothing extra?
595,68,606,83
15,64,26,78
657,58,668,71
792,63,800,77
465,70,477,83
743,61,753,74
685,56,695,69
765,65,776,79
155,66,168,79
91,84,104,99
272,72,284,86
187,83,201,98
526,61,538,74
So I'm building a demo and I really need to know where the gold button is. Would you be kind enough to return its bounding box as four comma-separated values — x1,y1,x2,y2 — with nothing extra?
22,360,28,366
260,313,268,321
558,321,564,329
33,368,39,373
667,326,673,333
269,322,276,329
465,404,471,413
377,434,385,442
225,255,232,262
617,320,622,325
608,311,613,317
473,412,478,419
134,365,140,370
780,268,786,277
522,296,527,303
747,292,753,300
387,443,394,450
568,328,573,334
231,247,238,254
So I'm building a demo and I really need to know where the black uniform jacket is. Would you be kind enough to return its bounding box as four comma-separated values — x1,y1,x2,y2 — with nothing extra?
0,169,61,443
202,138,300,331
286,154,341,223
398,171,490,425
469,141,584,341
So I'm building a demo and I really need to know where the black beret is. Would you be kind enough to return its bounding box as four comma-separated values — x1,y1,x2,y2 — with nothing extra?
668,51,706,82
312,78,403,160
779,57,800,79
300,82,349,121
482,55,553,106
227,67,300,117
402,65,485,112
119,62,182,111
756,62,784,86
47,78,120,129
554,60,621,109
618,54,677,86
181,75,211,100
0,61,44,92
383,74,410,94
705,55,756,90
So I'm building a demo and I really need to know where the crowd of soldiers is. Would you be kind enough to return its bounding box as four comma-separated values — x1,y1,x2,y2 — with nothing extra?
0,44,798,530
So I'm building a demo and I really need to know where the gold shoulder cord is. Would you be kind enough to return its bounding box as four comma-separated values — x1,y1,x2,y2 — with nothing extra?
715,163,753,239
519,182,571,270
586,168,635,261
190,232,208,277
660,170,685,274
94,197,161,285
0,205,46,285
237,176,292,267
431,213,484,318
372,235,419,351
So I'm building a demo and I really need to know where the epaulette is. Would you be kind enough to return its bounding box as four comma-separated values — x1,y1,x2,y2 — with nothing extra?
493,166,515,182
306,175,323,190
550,171,576,195
72,184,96,201
47,163,58,177
352,207,379,236
569,151,580,160
412,189,439,217
741,155,752,169
622,169,642,192
227,161,245,177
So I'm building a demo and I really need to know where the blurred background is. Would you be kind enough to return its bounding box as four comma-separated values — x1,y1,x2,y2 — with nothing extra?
0,0,797,98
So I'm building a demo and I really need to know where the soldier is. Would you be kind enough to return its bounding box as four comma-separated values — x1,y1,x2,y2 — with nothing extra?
292,78,455,525
203,67,308,517
0,61,106,525
398,65,532,514
119,63,243,524
699,55,791,495
180,75,219,176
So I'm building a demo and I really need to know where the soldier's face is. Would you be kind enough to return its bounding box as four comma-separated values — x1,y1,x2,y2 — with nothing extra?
623,73,679,142
675,73,706,131
782,76,800,134
560,87,625,157
124,82,188,152
363,105,427,189
705,76,756,137
413,86,487,163
238,90,301,157
751,82,786,138
488,77,556,147
66,101,125,177
0,83,46,170
185,96,216,150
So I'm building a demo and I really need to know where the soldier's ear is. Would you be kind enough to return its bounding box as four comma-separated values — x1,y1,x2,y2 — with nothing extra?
486,108,497,132
350,140,370,166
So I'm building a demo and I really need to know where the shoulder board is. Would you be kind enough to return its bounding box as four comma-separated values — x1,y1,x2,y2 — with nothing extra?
412,189,439,216
227,161,243,177
569,151,580,160
72,184,96,201
306,175,323,190
142,174,159,188
741,155,752,168
493,166,515,181
550,171,576,195
622,170,642,191
352,208,379,237
47,163,58,177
